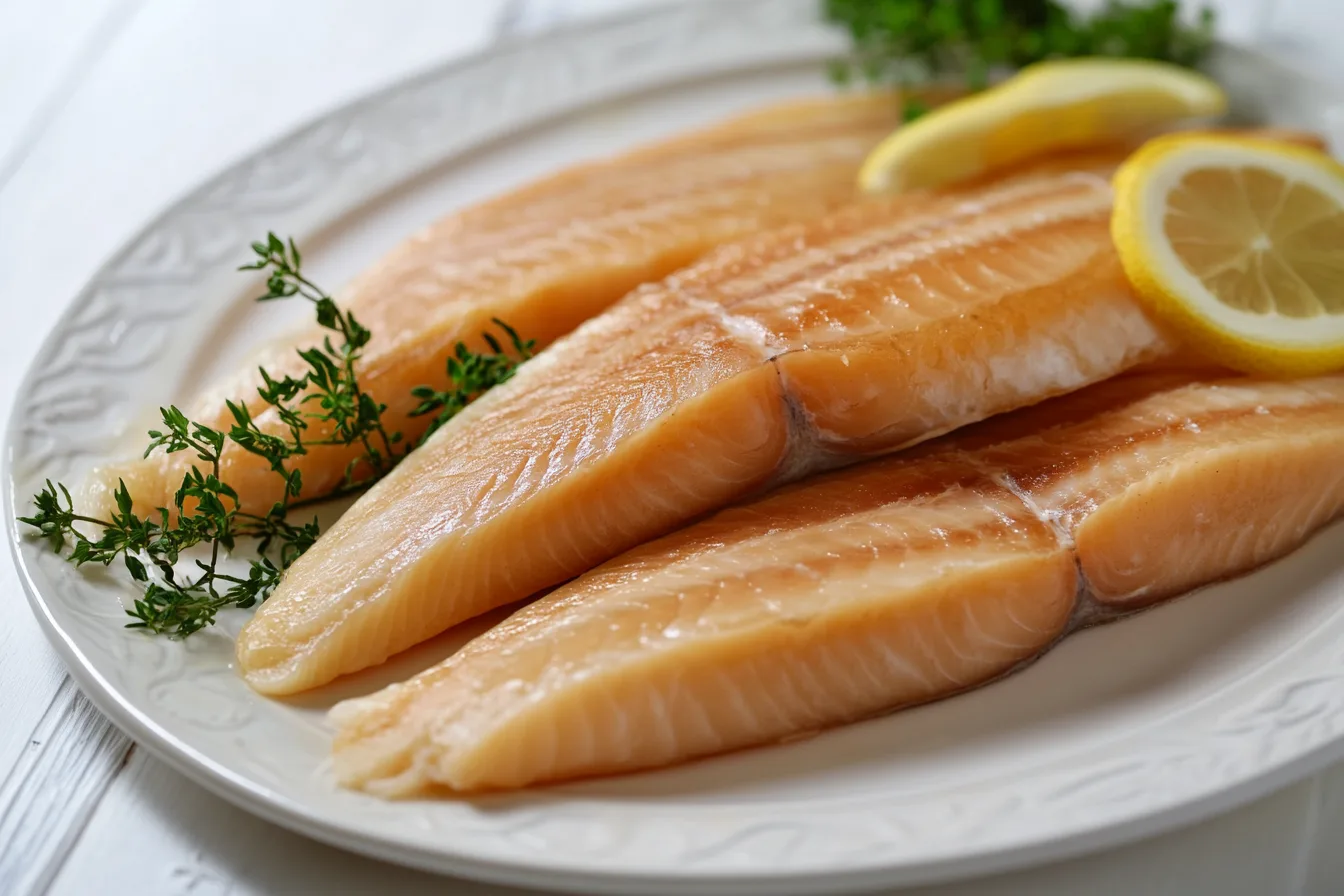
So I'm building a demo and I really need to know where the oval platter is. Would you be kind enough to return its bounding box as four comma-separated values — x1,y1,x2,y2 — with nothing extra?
9,1,1344,893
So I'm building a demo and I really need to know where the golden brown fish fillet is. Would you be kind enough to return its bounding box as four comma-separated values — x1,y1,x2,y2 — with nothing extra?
237,152,1179,694
329,371,1344,794
86,93,903,516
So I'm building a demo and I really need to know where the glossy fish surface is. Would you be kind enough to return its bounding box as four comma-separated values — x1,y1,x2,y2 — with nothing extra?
88,93,902,516
329,371,1344,794
237,154,1175,694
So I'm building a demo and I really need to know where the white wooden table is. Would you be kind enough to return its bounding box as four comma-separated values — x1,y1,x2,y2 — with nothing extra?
3,1,1344,893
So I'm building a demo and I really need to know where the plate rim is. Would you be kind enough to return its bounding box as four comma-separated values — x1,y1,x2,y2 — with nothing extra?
8,2,1344,893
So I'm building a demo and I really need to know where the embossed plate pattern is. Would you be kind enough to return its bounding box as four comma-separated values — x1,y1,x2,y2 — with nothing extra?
9,2,1344,893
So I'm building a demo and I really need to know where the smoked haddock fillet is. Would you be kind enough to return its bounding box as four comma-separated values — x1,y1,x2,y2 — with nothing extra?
86,93,902,517
330,371,1344,794
237,156,1177,694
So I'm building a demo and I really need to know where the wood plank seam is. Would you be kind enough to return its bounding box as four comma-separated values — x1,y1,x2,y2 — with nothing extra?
0,678,133,896
1286,773,1327,895
0,0,144,195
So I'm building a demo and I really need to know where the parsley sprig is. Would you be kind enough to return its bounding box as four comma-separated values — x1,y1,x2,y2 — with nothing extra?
824,0,1217,119
20,234,531,637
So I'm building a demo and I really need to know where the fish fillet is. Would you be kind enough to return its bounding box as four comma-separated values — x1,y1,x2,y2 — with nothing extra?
238,154,1177,694
86,93,902,516
329,371,1344,794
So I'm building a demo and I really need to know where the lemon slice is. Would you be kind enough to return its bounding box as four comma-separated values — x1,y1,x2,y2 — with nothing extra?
859,59,1227,194
1112,133,1344,375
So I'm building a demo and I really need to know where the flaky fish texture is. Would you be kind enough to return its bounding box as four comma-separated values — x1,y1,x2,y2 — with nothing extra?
237,151,1178,695
329,371,1344,794
86,93,901,517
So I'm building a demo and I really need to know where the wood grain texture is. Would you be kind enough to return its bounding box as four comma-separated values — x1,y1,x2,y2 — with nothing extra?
0,0,146,882
0,0,140,187
0,680,131,895
49,751,533,896
0,604,72,793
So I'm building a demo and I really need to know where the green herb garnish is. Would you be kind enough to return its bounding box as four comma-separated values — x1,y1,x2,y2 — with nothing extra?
20,234,531,636
823,0,1217,118
239,233,402,491
410,319,534,445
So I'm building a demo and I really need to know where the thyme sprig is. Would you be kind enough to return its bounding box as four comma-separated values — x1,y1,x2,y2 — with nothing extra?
21,234,532,636
410,319,535,444
22,406,319,636
239,233,402,490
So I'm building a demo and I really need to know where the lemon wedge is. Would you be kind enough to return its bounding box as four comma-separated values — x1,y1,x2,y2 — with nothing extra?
859,59,1227,194
1112,133,1344,376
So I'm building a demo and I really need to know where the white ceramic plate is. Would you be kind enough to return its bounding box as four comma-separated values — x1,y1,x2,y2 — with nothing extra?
10,2,1344,894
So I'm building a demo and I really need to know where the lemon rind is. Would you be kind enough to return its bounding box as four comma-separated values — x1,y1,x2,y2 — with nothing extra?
859,60,1227,195
1113,134,1344,376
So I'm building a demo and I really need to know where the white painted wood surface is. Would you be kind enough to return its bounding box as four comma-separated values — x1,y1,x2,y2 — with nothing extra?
2,1,1343,893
